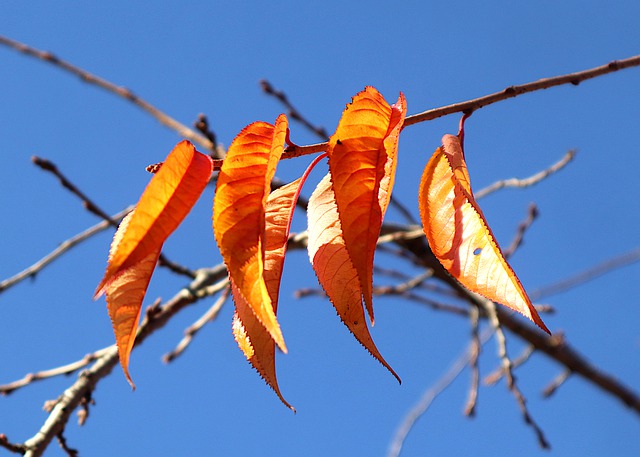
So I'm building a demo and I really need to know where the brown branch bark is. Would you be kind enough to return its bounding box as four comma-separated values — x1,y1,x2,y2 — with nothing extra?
272,55,640,165
0,35,214,152
19,266,228,457
0,206,133,294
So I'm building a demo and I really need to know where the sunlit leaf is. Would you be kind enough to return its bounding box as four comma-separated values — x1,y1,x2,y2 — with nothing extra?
103,210,161,387
308,173,400,381
327,87,406,323
95,141,214,385
418,133,550,333
231,178,301,410
213,114,289,352
95,140,213,296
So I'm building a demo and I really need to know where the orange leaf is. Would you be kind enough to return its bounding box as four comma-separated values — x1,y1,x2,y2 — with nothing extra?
95,141,213,385
418,133,550,333
328,87,406,323
95,140,213,296
103,210,161,387
308,173,400,382
231,178,301,410
213,114,288,352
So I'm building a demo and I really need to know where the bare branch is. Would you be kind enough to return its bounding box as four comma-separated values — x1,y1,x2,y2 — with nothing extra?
476,150,576,199
463,307,481,417
0,346,113,395
163,284,230,363
481,298,550,449
55,432,78,457
0,434,25,454
531,246,640,299
387,329,494,457
276,56,640,164
0,206,133,295
18,265,229,457
483,345,535,386
503,203,539,259
403,56,640,126
33,155,197,279
0,35,213,151
194,113,226,159
543,370,572,398
260,79,330,140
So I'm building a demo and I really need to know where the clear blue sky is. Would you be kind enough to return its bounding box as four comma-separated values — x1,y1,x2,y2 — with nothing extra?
1,2,639,456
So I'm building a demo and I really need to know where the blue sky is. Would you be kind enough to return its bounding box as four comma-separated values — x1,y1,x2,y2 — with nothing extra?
1,2,639,456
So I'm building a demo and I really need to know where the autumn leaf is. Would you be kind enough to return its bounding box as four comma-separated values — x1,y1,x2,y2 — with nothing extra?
213,114,289,352
327,86,406,323
308,173,400,382
103,210,161,387
95,140,214,385
232,178,302,411
418,131,550,333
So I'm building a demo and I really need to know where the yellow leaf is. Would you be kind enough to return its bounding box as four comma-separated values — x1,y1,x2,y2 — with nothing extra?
419,132,550,333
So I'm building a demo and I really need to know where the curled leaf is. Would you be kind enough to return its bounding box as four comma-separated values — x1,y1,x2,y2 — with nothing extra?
419,133,549,333
96,140,213,296
308,173,400,382
213,114,289,352
95,140,214,385
232,178,302,410
327,87,406,323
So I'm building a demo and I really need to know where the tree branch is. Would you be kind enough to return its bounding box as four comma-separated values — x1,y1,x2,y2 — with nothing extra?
274,55,640,165
387,329,494,457
0,206,133,295
475,150,576,200
403,56,640,126
19,266,229,457
0,35,214,152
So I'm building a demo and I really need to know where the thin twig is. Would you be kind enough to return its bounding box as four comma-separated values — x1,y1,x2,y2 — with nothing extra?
0,434,25,454
32,156,119,224
543,370,572,398
374,271,433,295
0,35,213,151
0,206,132,294
3,34,636,169
481,298,550,449
483,345,535,386
476,150,576,199
383,291,470,317
403,57,640,126
194,113,226,159
503,203,539,259
33,155,196,279
56,432,78,457
278,56,640,163
163,284,230,363
531,246,640,299
260,79,330,140
464,307,481,417
0,347,113,395
18,266,229,457
387,329,494,457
